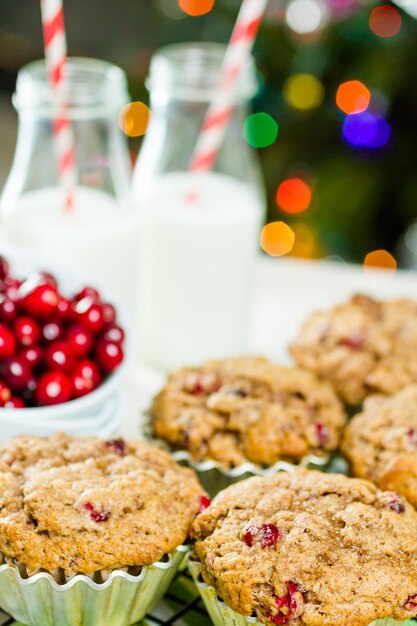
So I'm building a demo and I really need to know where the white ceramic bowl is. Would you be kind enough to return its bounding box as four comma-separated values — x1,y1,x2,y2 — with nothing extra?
0,244,132,441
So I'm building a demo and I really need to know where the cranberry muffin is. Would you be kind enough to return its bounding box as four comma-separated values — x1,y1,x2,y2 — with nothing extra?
151,357,345,468
0,432,204,575
290,294,417,406
191,469,417,626
342,385,417,508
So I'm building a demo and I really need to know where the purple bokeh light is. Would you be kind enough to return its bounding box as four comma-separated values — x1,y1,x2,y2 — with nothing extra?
342,112,391,149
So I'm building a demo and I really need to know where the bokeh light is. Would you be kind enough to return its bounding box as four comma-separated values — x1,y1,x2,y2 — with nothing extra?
283,74,325,110
342,112,391,149
336,80,371,115
119,102,151,137
243,113,279,148
276,178,312,214
364,249,397,271
290,224,323,258
369,5,402,37
178,0,215,16
260,222,296,256
285,0,329,34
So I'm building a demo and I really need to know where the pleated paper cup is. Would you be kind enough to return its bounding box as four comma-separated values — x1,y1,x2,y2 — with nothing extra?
188,558,416,626
144,417,330,497
170,450,330,497
0,544,188,626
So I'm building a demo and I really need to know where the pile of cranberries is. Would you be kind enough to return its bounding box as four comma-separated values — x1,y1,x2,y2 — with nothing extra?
0,256,125,408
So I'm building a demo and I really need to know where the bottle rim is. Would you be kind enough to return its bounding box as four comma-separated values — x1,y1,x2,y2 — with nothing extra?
13,57,130,119
147,42,259,103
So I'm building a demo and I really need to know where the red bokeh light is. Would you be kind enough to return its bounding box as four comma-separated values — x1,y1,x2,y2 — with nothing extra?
276,178,312,214
369,5,402,38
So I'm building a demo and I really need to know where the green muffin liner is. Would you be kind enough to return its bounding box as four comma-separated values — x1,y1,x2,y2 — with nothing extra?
188,558,416,626
0,544,188,626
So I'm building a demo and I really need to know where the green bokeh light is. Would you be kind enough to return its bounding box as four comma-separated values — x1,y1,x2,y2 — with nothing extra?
243,113,279,148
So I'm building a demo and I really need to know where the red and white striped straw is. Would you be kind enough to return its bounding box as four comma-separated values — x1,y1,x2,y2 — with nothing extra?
189,0,268,173
40,0,76,212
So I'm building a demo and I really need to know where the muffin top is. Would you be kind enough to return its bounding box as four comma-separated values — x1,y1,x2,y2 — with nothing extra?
191,469,417,626
152,357,345,468
342,384,417,508
290,294,417,406
0,432,204,575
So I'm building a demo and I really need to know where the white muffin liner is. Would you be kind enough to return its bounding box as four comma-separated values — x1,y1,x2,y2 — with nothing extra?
0,544,188,626
188,558,416,626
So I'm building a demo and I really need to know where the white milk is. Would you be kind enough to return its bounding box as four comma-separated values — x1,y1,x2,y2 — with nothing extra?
2,186,140,321
137,171,264,370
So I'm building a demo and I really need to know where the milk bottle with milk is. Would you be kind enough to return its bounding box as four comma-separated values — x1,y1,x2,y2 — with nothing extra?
133,43,266,370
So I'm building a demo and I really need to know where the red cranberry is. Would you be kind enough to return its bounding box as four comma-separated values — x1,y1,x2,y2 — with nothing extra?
66,324,93,358
20,346,44,369
56,297,72,320
243,523,281,548
20,284,59,319
21,377,38,405
188,374,221,395
45,342,76,374
105,438,126,456
269,581,303,624
407,428,417,447
0,324,16,358
338,336,364,350
102,303,116,324
41,320,64,343
75,298,105,333
315,423,329,447
96,339,124,373
75,287,100,302
4,277,21,301
0,298,17,322
14,317,41,348
0,381,11,406
404,593,417,610
198,494,211,514
4,396,26,408
71,360,102,398
388,496,405,514
102,324,125,344
36,371,72,405
2,357,32,391
0,256,10,280
27,271,57,289
83,502,110,523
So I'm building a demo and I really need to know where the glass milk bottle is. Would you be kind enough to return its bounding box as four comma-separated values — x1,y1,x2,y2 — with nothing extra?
0,58,139,322
132,43,266,370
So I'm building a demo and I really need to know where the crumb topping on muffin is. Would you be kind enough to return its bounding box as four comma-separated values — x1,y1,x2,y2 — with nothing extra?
0,432,203,575
290,294,417,406
152,357,345,468
342,384,417,508
191,469,417,626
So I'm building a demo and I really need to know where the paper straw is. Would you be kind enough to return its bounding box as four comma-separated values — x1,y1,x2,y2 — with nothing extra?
189,0,268,173
40,0,76,212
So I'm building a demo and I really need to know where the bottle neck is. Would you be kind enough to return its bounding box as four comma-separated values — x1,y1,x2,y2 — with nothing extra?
13,57,129,120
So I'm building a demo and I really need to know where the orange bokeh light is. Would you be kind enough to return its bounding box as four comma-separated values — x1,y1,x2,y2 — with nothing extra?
369,5,402,38
260,222,295,257
363,249,397,271
336,80,371,115
119,102,151,137
276,178,312,214
178,0,215,16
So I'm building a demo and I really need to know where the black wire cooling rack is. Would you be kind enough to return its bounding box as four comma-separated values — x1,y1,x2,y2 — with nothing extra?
0,568,212,626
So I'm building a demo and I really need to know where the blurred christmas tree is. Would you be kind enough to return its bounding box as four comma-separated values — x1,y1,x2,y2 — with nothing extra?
1,0,417,265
